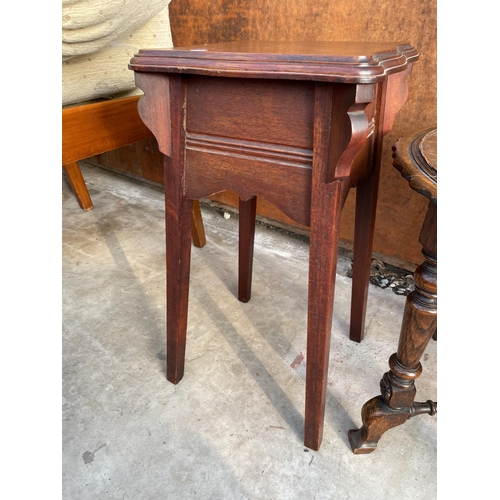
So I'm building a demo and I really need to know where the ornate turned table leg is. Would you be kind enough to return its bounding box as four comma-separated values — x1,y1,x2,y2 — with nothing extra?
349,201,437,453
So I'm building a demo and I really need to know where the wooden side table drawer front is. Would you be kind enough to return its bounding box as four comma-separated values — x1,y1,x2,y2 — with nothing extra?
129,41,418,451
184,77,315,227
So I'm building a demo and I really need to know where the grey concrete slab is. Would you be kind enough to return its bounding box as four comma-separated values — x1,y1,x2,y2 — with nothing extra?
62,162,437,499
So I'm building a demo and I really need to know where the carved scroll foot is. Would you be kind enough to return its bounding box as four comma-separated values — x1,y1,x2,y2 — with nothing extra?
348,395,437,454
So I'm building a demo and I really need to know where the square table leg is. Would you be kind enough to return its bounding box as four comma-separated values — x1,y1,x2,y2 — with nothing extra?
304,178,349,450
349,162,380,343
238,196,257,303
165,76,193,385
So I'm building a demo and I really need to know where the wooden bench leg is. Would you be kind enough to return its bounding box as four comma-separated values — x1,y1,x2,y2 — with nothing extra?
63,162,93,210
238,196,257,303
63,162,206,249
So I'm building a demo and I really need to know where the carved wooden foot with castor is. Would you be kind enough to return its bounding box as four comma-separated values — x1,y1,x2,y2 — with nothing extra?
348,365,437,454
350,129,437,453
349,229,437,453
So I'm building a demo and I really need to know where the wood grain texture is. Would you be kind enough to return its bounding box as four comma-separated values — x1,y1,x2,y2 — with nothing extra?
164,75,193,384
93,0,435,267
129,42,415,452
238,196,257,303
186,76,315,148
349,80,387,342
168,0,436,266
191,199,207,248
62,162,93,210
130,41,417,83
392,128,437,203
304,82,352,450
184,143,312,226
62,96,152,164
134,73,172,156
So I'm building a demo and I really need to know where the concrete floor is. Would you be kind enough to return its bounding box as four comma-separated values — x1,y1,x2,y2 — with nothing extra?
62,162,437,499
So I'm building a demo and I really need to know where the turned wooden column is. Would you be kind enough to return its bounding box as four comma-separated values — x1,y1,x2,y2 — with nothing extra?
349,127,437,453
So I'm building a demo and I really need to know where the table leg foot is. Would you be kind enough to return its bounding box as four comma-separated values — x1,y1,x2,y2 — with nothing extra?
349,395,437,454
165,192,192,384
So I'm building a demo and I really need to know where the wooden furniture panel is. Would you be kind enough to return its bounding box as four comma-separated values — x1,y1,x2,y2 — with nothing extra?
185,144,312,227
167,0,436,267
186,77,315,147
91,0,435,268
62,96,152,165
62,96,153,211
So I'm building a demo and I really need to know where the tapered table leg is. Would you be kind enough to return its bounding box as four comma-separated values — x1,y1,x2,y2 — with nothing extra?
349,169,379,343
165,190,193,384
350,81,386,344
238,196,257,303
304,179,348,450
165,76,193,384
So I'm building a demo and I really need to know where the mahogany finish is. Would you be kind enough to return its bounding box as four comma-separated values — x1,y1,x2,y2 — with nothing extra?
168,0,436,267
93,0,436,267
349,127,437,453
238,197,257,303
130,41,418,451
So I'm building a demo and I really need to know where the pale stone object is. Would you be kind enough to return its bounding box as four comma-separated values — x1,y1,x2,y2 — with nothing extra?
62,0,173,105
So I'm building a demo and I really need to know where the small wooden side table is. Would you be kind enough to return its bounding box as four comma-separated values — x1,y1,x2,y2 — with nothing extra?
129,41,418,451
349,127,437,453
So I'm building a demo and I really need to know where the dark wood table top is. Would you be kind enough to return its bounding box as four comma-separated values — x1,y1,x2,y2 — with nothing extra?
129,40,418,83
392,127,437,203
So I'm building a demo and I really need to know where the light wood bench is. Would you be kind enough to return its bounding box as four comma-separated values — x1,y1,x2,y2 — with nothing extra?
62,95,206,247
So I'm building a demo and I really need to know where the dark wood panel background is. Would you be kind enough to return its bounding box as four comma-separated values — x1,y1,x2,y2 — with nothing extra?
91,0,436,269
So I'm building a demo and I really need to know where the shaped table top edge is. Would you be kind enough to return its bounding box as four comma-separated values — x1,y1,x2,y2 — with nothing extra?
129,40,418,83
